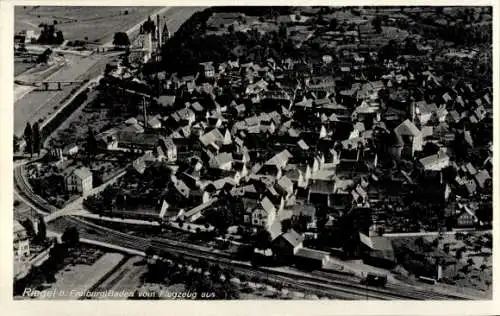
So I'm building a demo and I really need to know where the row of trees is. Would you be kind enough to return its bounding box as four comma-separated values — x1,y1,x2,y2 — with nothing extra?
19,214,47,244
143,252,240,299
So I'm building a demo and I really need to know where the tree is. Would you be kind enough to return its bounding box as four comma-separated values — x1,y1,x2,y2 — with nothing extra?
36,215,47,242
13,135,20,152
61,226,80,247
253,229,272,250
55,31,64,45
372,16,382,33
443,244,450,254
329,18,338,31
86,127,97,156
23,122,33,156
21,218,36,238
37,48,53,63
142,16,156,35
474,244,482,253
113,32,131,49
281,219,292,233
32,122,41,155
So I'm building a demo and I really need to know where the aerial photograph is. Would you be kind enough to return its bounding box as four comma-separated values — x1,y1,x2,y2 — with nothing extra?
13,6,493,300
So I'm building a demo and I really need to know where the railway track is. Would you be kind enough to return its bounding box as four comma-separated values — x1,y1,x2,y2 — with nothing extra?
14,165,474,300
59,216,467,300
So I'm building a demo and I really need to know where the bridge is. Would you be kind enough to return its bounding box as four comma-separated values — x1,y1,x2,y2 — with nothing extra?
15,80,85,91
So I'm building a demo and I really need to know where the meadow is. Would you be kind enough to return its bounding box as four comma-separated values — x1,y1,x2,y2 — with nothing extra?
15,6,163,44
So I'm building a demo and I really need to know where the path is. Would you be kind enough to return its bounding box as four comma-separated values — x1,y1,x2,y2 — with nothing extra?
45,169,127,222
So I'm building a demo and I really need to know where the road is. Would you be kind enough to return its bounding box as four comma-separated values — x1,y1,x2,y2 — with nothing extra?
14,54,110,136
44,169,127,222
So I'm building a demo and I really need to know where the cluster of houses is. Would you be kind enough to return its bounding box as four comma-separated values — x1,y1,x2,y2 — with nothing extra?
70,8,493,270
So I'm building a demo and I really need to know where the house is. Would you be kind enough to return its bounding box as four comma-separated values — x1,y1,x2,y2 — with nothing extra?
393,119,422,159
456,204,478,227
132,155,147,174
415,101,437,125
191,101,205,115
252,197,277,228
276,175,294,199
358,233,396,269
464,179,477,196
447,110,461,124
308,180,335,206
173,108,196,126
199,128,227,151
474,169,491,189
62,143,79,157
171,176,191,200
265,149,293,169
116,132,159,153
271,229,304,260
159,137,177,162
418,151,450,171
157,95,176,108
200,61,215,78
65,167,93,195
210,152,233,170
147,115,162,129
351,184,369,207
294,247,330,270
14,220,30,259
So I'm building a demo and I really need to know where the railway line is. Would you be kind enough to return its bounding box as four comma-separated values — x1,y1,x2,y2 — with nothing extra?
14,164,476,300
53,216,469,300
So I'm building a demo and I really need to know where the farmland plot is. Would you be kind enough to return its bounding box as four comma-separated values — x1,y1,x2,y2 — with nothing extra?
15,7,163,43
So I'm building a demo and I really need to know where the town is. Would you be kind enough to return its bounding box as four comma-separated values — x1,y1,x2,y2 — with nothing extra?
13,6,493,300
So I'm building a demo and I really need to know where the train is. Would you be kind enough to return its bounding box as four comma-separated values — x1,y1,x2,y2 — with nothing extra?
360,272,388,287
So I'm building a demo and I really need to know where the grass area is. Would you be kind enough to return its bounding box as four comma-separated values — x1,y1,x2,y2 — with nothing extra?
14,245,111,299
37,252,123,299
46,83,146,150
15,61,36,76
93,256,147,299
15,6,163,43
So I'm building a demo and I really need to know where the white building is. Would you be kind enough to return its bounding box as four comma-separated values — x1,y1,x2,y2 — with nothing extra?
66,167,93,195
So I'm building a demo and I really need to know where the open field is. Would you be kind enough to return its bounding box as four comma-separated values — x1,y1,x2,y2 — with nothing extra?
94,256,147,299
15,6,163,44
17,252,124,300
